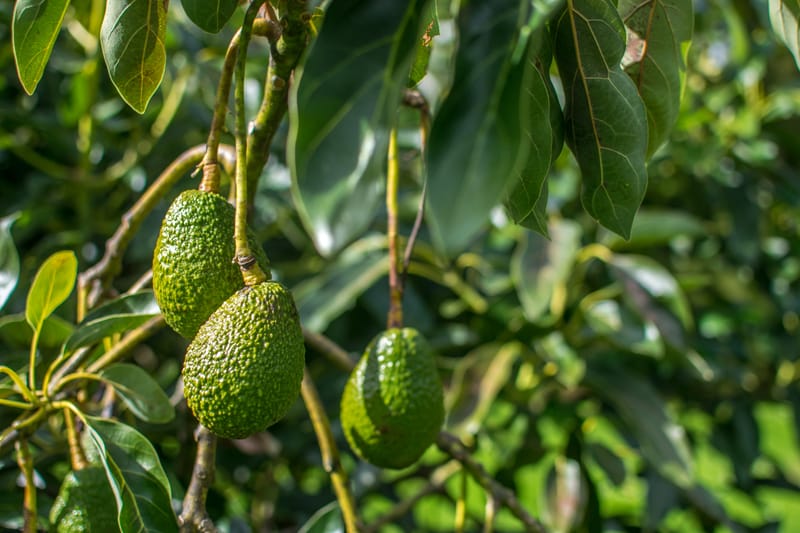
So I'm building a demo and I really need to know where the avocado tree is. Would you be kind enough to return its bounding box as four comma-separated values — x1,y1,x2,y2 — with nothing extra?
1,0,800,531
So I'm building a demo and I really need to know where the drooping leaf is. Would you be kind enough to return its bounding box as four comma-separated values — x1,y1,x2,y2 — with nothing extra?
511,219,581,324
0,213,21,310
83,416,178,532
25,251,77,334
98,364,175,424
289,0,431,256
11,0,70,94
425,0,543,255
100,0,167,114
293,237,389,332
554,0,649,238
181,0,238,33
770,0,800,70
586,364,694,487
298,501,345,533
619,0,693,155
63,291,160,354
503,30,561,235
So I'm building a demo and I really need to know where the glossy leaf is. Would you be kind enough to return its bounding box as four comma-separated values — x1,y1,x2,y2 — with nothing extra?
181,0,238,33
0,213,20,310
504,32,562,235
292,237,389,332
586,365,693,487
298,501,344,533
100,0,167,113
11,0,70,94
770,0,800,70
99,364,175,423
83,416,178,532
554,0,649,238
289,0,431,256
25,251,77,334
511,219,581,324
619,0,693,155
63,291,160,354
425,0,539,255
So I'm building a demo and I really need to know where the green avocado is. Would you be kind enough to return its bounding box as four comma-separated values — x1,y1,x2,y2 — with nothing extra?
340,328,445,469
152,189,269,338
49,467,118,532
182,281,305,439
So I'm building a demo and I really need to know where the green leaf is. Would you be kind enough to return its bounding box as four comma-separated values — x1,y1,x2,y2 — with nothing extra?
180,0,238,33
83,416,178,532
503,31,561,235
554,0,649,238
425,0,541,255
619,0,693,155
25,251,77,334
511,219,581,324
63,291,160,354
100,0,167,114
409,2,439,85
0,213,21,310
293,237,389,332
298,501,344,533
586,364,693,487
289,0,431,256
0,313,73,349
770,0,800,70
11,0,70,94
98,364,175,423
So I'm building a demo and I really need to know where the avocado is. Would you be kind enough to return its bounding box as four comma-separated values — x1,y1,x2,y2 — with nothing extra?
340,328,444,469
152,189,269,338
49,467,118,532
182,281,305,439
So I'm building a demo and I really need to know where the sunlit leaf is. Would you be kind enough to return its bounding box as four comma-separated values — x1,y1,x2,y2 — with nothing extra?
11,0,70,94
554,0,649,238
99,364,175,423
25,251,77,334
619,0,693,155
0,213,21,310
100,0,167,113
83,416,178,532
181,0,238,33
63,291,160,354
512,219,581,324
289,0,431,256
770,0,800,70
426,0,546,255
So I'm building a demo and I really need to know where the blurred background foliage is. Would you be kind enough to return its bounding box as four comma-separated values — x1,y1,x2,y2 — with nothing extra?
1,0,800,531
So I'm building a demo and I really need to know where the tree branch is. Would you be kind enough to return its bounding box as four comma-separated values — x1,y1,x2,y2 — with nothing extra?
179,425,219,533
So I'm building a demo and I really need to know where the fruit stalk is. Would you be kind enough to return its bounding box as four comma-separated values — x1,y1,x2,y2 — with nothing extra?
300,369,360,533
386,127,403,329
233,0,269,286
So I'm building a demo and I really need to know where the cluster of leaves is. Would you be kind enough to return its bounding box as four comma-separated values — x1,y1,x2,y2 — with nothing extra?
1,0,800,531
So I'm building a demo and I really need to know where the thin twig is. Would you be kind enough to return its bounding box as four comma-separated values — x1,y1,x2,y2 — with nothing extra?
386,128,403,329
300,369,361,533
436,432,549,533
16,439,37,533
179,425,219,533
302,328,355,371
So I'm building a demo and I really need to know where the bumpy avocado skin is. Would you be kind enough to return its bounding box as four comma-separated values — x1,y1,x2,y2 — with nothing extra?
340,328,445,469
152,189,269,339
49,467,118,533
182,281,305,439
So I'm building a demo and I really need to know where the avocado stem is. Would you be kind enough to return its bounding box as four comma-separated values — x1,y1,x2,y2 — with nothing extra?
386,127,404,329
233,0,271,286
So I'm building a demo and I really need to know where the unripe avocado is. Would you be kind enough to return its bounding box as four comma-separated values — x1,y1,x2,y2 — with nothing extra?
152,189,269,338
182,281,305,439
340,328,444,469
49,467,118,532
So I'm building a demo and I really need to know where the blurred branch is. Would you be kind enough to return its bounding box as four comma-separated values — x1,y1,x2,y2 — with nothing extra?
179,425,219,533
436,432,548,533
401,106,430,290
300,369,361,533
303,328,356,371
16,439,37,533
